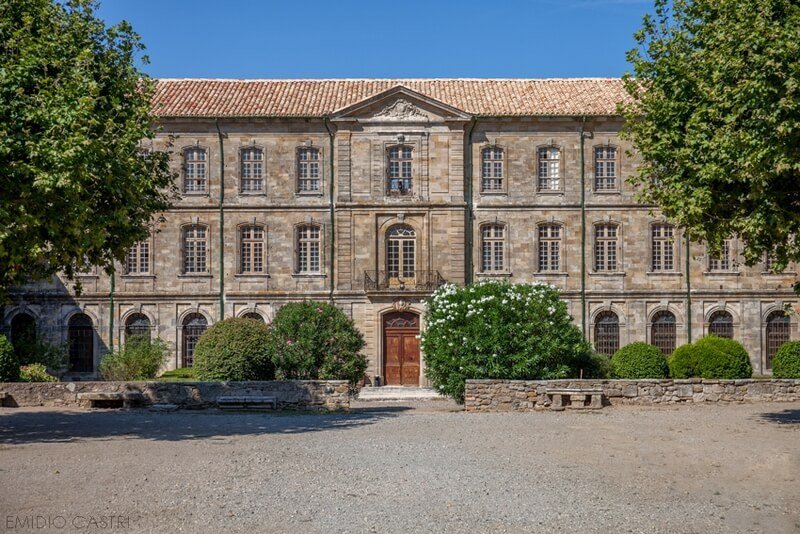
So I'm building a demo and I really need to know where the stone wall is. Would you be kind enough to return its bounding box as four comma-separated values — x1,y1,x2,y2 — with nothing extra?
0,380,351,411
464,379,800,412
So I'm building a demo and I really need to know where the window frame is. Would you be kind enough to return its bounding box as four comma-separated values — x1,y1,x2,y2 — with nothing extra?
593,144,620,193
294,223,323,275
385,144,415,197
536,145,563,193
593,222,620,273
593,310,620,356
650,310,677,356
181,223,209,275
479,223,507,274
182,146,209,195
650,222,677,273
238,224,267,276
386,225,417,279
123,240,151,276
480,145,506,194
296,146,323,195
707,310,734,339
706,238,737,274
239,146,265,195
536,222,564,273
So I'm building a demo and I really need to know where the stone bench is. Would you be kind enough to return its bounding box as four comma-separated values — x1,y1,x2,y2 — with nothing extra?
217,395,277,410
77,391,144,409
546,388,604,411
0,392,8,407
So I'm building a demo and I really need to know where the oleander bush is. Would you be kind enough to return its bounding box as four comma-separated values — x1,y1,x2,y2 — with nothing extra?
265,301,367,387
692,336,752,379
421,281,594,403
19,363,57,382
611,342,669,379
99,335,169,381
193,318,274,381
668,343,697,379
771,341,800,379
0,335,20,382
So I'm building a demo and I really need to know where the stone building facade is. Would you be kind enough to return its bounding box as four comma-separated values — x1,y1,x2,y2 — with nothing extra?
3,79,797,383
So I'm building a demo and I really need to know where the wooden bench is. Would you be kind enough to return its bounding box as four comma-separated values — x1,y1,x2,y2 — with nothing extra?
217,395,277,410
77,391,144,409
546,388,604,411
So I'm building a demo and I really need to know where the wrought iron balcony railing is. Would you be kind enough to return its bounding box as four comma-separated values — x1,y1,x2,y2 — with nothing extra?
364,270,445,292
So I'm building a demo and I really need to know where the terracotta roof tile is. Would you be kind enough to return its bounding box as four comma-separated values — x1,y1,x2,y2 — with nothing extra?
152,78,631,118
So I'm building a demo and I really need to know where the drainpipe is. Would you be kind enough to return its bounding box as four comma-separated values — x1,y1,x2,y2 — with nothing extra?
323,115,335,303
109,269,115,351
686,233,692,342
215,119,226,320
579,116,587,338
465,117,477,285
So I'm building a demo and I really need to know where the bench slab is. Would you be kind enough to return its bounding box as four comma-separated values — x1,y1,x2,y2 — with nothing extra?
546,388,604,411
217,395,277,409
77,392,144,401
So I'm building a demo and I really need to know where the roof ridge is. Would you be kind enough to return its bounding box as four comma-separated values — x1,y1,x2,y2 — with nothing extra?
155,77,624,82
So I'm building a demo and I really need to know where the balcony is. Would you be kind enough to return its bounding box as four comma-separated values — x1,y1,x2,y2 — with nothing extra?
364,270,445,293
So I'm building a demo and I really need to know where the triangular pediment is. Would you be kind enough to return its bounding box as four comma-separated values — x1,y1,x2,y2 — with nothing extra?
331,85,470,122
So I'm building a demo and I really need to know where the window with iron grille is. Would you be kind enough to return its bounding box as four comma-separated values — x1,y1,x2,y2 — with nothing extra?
594,224,618,272
240,147,264,193
297,147,320,192
183,147,207,193
125,313,151,341
181,313,207,367
387,146,413,195
481,147,503,192
480,224,505,272
387,226,416,278
240,225,265,274
594,311,620,356
651,224,675,271
124,241,150,275
651,310,677,356
538,224,562,272
183,225,208,274
765,311,790,369
242,312,265,323
708,310,734,339
538,147,560,191
68,313,94,373
296,224,321,273
708,239,733,271
594,146,617,191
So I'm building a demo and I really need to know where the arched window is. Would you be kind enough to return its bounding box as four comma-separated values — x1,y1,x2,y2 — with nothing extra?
240,147,264,192
183,225,208,274
387,225,416,279
594,311,620,356
651,310,677,356
242,312,265,323
68,313,94,373
480,224,506,272
538,224,562,272
297,147,320,192
481,146,504,192
125,313,151,343
10,313,36,347
765,311,790,370
296,224,321,274
182,313,208,368
183,147,207,193
538,146,560,191
240,225,265,274
594,223,619,272
708,310,734,339
387,146,413,195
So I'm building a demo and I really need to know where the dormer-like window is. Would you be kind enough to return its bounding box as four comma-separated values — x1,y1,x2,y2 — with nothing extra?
387,146,413,196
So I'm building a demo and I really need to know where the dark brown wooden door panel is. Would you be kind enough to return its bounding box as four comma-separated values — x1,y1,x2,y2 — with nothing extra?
383,312,421,386
384,333,403,385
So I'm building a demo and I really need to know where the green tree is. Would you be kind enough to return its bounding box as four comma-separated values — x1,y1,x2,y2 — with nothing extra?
621,0,800,274
0,0,174,295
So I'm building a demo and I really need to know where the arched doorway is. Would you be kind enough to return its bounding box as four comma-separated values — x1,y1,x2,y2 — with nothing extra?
651,310,677,356
594,311,619,356
181,313,207,368
68,313,94,373
383,311,420,386
765,311,790,370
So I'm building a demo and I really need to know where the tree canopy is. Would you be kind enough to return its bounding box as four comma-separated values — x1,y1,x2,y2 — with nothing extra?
0,0,174,295
621,0,800,273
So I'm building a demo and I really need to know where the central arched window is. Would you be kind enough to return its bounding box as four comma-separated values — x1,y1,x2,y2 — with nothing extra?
240,225,265,274
708,310,734,339
387,225,416,279
594,311,620,356
125,313,151,343
68,313,94,373
480,224,506,272
765,311,790,370
182,313,208,367
651,310,677,356
387,146,413,195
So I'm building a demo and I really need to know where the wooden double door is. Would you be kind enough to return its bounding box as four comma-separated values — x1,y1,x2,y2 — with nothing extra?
383,312,420,386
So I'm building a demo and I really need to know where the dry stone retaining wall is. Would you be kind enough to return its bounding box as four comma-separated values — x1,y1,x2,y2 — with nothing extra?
0,380,350,411
464,379,800,412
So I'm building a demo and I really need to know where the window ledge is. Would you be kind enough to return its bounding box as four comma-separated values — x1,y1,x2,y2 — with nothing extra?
703,271,740,277
534,272,569,277
292,273,326,279
536,190,565,196
476,271,512,278
646,271,682,276
593,189,621,195
761,271,795,276
479,191,508,196
120,274,156,279
182,192,210,197
589,271,626,277
177,273,212,279
296,191,324,197
75,274,99,279
235,273,271,279
239,192,267,197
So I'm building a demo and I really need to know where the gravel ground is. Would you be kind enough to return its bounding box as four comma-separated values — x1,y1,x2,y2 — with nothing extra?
0,401,798,533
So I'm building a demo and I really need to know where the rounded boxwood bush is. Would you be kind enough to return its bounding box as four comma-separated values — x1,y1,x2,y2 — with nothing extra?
772,341,800,378
19,363,57,382
611,342,669,379
421,281,594,403
0,335,20,382
668,343,696,379
194,318,275,381
99,336,169,381
265,301,367,386
693,336,752,379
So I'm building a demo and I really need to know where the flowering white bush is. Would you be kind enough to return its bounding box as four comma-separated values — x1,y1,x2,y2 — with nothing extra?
421,280,599,402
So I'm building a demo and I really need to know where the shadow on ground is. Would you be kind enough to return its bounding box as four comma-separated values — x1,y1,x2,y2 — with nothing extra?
756,408,800,426
0,405,410,445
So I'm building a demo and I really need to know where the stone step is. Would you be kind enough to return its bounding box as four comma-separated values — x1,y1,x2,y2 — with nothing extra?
356,386,447,401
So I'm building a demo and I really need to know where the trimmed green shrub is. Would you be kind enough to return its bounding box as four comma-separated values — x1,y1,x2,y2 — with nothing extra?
421,281,594,403
156,368,198,382
611,342,669,379
19,363,57,382
668,343,697,379
772,341,800,378
265,302,367,386
693,336,752,379
194,318,274,381
0,335,20,382
99,336,169,381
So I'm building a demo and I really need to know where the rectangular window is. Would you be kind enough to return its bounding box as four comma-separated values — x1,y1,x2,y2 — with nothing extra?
240,226,265,274
240,148,264,193
297,148,321,192
125,241,150,275
183,148,207,193
538,224,562,271
183,226,207,274
651,224,675,271
538,147,560,191
594,224,618,272
708,239,732,271
481,225,505,272
481,147,504,192
297,225,321,273
594,146,617,191
388,146,413,195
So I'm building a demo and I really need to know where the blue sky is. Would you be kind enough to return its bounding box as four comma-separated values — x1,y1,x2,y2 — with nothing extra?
97,0,653,79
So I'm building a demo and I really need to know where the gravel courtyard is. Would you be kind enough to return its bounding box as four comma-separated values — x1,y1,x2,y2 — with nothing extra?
1,402,798,533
